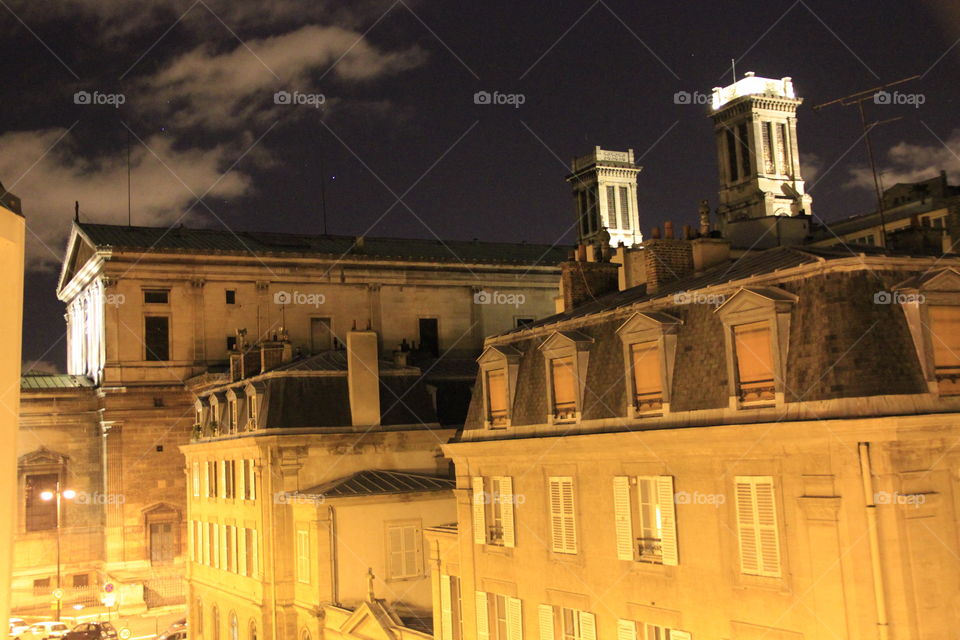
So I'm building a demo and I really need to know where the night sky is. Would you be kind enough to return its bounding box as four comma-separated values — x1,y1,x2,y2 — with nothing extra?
4,0,959,371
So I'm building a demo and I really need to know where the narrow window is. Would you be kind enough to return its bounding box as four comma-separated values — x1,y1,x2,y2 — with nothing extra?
733,321,775,405
296,529,310,583
619,186,631,230
776,123,790,176
629,341,663,413
485,369,508,426
725,129,739,182
225,290,236,305
761,121,774,173
550,356,577,422
738,123,751,176
24,474,58,531
929,306,960,395
386,522,422,579
419,318,440,357
145,316,170,361
735,476,781,577
548,477,577,554
606,185,618,229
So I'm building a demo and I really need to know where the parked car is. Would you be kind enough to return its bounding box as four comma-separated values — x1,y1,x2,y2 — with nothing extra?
158,619,187,640
64,622,117,640
9,619,31,639
28,622,70,640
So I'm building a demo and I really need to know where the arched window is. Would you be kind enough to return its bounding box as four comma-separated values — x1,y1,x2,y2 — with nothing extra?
300,630,311,640
212,605,220,640
195,598,203,633
229,613,238,640
248,620,257,640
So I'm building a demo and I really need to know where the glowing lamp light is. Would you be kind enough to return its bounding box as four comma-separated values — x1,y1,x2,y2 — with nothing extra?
62,489,76,500
40,490,54,501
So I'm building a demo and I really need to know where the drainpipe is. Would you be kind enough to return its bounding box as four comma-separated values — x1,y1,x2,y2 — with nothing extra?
328,505,339,606
858,442,890,640
267,446,279,640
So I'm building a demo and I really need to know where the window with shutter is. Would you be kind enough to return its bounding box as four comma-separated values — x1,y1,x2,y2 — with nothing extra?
606,186,618,229
192,462,200,497
620,186,631,230
476,592,491,640
735,476,781,577
538,605,554,640
472,477,487,545
630,341,663,412
733,322,775,405
616,620,637,640
776,123,789,176
507,597,523,640
548,477,577,554
550,357,577,422
440,576,454,640
614,476,678,565
296,529,310,583
386,521,422,579
929,305,960,395
487,369,509,426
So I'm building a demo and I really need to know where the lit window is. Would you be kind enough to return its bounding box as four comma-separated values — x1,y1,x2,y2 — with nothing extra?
485,369,508,427
386,521,422,580
929,306,960,395
548,477,577,554
439,575,463,640
538,606,595,640
629,341,663,413
613,476,678,565
472,476,516,547
247,394,257,429
550,357,577,422
733,321,775,405
476,593,521,640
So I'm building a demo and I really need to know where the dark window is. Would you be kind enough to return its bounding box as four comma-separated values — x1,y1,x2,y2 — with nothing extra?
726,129,739,182
515,318,535,328
145,316,170,361
72,574,89,587
738,123,751,176
419,318,439,357
24,474,58,531
227,336,237,351
149,522,176,565
153,397,164,408
33,577,51,595
144,290,169,304
225,290,236,305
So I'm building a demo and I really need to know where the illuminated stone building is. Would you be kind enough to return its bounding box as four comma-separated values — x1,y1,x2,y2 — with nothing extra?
12,223,564,612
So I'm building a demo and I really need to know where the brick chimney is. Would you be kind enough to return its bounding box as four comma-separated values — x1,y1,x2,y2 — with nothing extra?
642,225,694,294
346,329,381,427
559,246,620,312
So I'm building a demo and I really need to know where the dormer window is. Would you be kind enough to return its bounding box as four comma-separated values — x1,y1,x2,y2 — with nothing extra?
715,287,797,410
733,321,776,405
477,346,522,429
894,268,960,397
540,331,593,425
244,382,265,431
617,312,681,417
928,306,960,395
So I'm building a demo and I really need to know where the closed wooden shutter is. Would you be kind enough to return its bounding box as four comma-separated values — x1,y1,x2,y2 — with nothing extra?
473,477,487,544
671,631,692,640
507,597,523,640
476,592,490,640
734,322,775,389
501,477,516,548
630,341,662,407
538,605,554,640
930,306,960,394
616,620,637,640
487,369,508,423
440,575,453,640
578,612,596,640
548,477,577,554
551,357,576,412
735,476,781,577
613,477,634,561
657,476,678,566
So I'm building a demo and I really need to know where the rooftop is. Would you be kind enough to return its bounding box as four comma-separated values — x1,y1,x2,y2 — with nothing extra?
299,470,454,498
21,373,94,390
711,72,797,110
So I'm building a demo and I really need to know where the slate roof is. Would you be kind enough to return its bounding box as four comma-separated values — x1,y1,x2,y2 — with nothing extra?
272,351,416,373
300,470,454,497
76,222,570,266
21,373,94,390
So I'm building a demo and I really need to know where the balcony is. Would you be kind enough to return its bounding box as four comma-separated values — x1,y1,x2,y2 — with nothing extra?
738,379,776,406
553,401,577,422
633,392,663,414
637,536,663,563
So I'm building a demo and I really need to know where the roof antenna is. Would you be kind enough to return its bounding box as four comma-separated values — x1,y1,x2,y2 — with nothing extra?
74,201,79,223
731,58,736,82
126,125,132,227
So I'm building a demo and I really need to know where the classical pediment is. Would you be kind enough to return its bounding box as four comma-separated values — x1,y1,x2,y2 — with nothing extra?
57,225,98,298
715,286,797,319
616,311,682,337
339,601,404,640
18,447,68,469
539,330,594,354
896,268,960,293
477,345,522,366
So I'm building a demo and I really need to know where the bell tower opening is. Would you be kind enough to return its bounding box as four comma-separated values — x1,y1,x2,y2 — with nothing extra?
710,72,812,236
566,146,643,248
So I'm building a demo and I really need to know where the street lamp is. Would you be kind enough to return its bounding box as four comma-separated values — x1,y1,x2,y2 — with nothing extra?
40,481,75,621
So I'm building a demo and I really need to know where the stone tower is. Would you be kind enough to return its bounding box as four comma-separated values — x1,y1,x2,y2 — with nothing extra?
710,72,812,231
566,146,643,248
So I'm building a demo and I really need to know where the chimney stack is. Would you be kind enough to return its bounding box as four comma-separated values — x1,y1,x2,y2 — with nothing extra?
347,329,381,427
642,234,694,295
559,246,620,312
